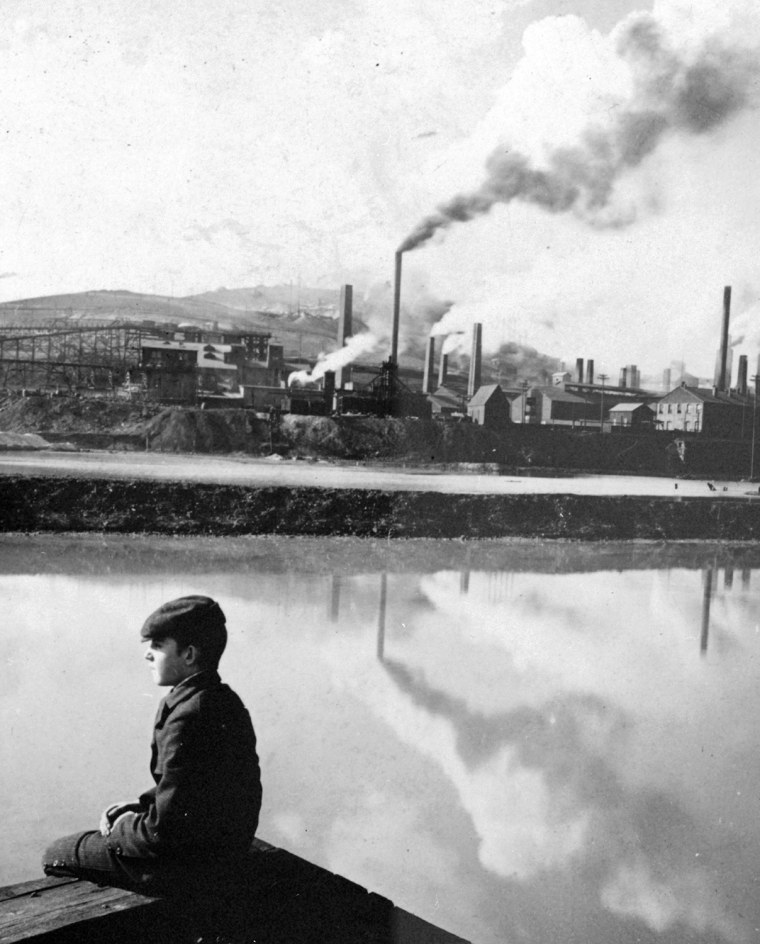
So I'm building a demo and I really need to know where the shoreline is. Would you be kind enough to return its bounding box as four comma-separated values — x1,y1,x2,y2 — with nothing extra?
3,471,760,539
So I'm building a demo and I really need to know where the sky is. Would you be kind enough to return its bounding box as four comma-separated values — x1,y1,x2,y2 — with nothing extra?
3,0,760,379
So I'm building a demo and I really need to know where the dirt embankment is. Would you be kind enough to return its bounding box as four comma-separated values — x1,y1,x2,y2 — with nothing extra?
2,475,760,539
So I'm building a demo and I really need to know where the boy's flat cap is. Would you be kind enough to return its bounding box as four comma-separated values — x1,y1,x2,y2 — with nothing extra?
141,595,226,640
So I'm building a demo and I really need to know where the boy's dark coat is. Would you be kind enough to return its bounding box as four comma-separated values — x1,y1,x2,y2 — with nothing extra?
107,670,262,863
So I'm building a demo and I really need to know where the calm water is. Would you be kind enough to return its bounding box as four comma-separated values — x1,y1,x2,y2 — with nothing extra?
2,534,760,944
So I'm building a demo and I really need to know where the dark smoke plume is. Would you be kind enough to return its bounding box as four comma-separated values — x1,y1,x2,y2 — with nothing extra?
488,342,561,386
399,12,758,253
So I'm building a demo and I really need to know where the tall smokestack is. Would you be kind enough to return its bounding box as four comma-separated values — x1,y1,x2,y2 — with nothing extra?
738,354,748,396
336,284,353,389
663,367,672,391
586,359,594,385
468,323,482,397
391,252,402,364
619,367,627,389
718,286,731,392
422,336,436,394
438,352,449,388
575,358,584,384
323,370,336,412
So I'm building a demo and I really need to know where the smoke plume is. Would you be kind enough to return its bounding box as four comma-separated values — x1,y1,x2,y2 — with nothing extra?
399,8,760,253
288,331,382,386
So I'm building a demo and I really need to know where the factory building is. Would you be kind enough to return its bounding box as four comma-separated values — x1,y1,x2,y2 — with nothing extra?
428,386,464,417
140,331,282,405
467,384,509,429
608,403,655,429
139,340,241,402
654,385,754,437
511,384,599,426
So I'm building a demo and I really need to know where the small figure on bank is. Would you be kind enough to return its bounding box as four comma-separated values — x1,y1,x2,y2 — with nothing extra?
42,596,262,897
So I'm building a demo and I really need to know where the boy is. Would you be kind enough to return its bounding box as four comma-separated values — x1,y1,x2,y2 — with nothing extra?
42,595,262,895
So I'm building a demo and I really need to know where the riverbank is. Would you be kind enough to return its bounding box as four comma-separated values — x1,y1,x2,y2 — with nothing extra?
2,469,760,539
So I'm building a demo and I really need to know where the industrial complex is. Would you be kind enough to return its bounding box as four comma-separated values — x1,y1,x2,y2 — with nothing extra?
0,278,757,444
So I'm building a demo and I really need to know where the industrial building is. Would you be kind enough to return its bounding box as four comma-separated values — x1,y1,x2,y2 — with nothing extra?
0,319,284,405
467,384,509,428
608,402,655,429
654,386,754,436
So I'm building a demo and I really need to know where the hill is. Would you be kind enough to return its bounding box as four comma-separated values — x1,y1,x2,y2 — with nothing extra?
0,287,559,382
191,285,340,316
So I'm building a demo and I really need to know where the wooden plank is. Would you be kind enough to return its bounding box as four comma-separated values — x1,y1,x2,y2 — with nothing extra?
0,881,161,943
0,840,470,944
0,880,77,905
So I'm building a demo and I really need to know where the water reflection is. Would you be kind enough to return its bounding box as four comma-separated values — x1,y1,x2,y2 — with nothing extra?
2,535,760,944
701,568,713,654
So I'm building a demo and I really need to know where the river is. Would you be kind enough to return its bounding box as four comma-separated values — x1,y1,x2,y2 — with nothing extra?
2,534,760,944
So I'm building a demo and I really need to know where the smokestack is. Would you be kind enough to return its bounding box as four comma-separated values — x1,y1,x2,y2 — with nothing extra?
336,284,353,389
468,323,482,397
586,359,594,385
323,370,336,411
662,367,672,391
628,364,639,389
438,352,449,387
718,286,731,392
391,252,402,364
422,336,436,395
575,358,584,384
619,367,627,389
738,354,748,396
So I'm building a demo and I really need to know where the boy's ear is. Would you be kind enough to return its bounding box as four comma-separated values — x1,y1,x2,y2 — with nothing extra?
182,644,199,666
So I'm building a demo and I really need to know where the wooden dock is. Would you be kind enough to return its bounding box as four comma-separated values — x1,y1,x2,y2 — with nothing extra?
0,839,469,943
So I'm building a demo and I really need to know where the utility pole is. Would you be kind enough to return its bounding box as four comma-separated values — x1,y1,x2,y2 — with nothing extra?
752,375,759,481
599,374,608,431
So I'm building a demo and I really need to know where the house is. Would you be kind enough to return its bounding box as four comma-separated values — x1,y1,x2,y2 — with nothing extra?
467,384,509,428
655,385,754,437
608,402,655,428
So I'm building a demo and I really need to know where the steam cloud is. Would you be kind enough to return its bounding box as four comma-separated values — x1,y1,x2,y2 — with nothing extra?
399,9,760,253
288,331,382,386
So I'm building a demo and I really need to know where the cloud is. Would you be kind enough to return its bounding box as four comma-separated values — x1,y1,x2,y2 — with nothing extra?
602,857,747,942
182,219,251,244
317,565,760,941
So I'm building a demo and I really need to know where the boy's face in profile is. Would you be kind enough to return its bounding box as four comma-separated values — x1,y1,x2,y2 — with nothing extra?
143,637,195,687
